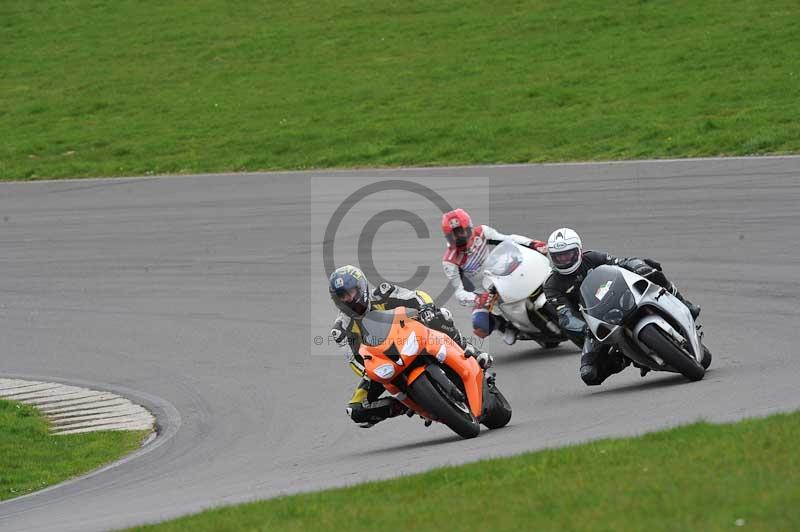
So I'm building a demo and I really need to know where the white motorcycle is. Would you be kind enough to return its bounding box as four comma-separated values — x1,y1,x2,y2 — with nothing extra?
482,240,567,348
579,264,712,381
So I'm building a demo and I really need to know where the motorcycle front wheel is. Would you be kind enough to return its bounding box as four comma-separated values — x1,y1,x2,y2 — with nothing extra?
638,324,705,381
410,373,481,439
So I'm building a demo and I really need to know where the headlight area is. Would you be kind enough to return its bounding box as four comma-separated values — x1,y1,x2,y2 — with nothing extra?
602,292,636,325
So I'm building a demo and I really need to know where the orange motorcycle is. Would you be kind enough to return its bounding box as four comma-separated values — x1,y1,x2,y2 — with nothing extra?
359,307,512,439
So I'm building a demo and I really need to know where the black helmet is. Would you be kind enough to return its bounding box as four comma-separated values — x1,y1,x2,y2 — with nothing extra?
329,265,371,318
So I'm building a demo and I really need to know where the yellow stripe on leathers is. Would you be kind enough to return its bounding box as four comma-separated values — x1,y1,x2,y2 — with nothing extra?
349,361,364,377
348,380,369,404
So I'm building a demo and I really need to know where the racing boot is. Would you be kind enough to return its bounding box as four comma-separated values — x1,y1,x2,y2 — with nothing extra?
502,326,518,346
633,362,651,377
671,285,701,320
496,316,518,345
349,397,408,428
606,348,631,376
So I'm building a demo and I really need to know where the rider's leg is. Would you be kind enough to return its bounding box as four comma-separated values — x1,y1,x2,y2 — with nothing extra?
580,336,629,386
346,379,407,427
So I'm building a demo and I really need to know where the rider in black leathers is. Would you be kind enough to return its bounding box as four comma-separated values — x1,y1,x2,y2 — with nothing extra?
542,228,700,386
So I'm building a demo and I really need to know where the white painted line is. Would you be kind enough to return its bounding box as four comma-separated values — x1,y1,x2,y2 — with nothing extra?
51,411,154,428
27,391,121,407
0,380,50,393
49,404,143,420
0,378,155,436
1,387,89,402
54,420,154,435
39,398,131,415
0,378,44,387
49,408,148,424
0,382,63,396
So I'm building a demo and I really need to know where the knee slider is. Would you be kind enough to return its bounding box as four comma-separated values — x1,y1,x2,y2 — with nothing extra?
580,365,603,386
346,403,368,423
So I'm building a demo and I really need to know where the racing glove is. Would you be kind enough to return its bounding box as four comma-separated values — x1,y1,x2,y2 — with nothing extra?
474,291,492,310
556,306,588,346
643,258,662,271
527,239,548,255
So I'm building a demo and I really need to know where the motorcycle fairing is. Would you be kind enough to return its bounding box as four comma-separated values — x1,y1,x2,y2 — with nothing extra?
581,265,703,371
359,307,484,417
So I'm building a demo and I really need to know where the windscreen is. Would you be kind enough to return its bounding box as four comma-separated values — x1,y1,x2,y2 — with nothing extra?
484,240,523,277
580,265,635,322
359,310,396,347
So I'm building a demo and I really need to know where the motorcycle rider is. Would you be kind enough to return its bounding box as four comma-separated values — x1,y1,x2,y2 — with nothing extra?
441,208,548,343
329,265,493,428
542,228,701,386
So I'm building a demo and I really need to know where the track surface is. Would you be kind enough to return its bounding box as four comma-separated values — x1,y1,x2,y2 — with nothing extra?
1,157,798,531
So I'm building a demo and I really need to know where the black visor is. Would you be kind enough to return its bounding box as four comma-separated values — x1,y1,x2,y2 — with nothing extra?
339,288,367,317
446,226,472,248
550,248,579,267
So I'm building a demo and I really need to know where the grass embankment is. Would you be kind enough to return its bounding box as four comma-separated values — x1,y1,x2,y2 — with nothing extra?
2,1,799,180
0,399,149,501
133,412,799,532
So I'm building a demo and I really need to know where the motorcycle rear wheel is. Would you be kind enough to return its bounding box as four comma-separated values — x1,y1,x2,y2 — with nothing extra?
410,373,480,439
481,385,512,429
701,344,712,369
638,324,705,381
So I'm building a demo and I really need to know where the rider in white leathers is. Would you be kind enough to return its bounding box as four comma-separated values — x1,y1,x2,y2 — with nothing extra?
440,208,547,341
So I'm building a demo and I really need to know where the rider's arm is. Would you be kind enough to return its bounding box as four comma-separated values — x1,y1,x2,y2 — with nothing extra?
481,225,532,246
331,314,364,377
543,275,586,345
482,225,547,253
583,250,620,266
373,282,432,310
615,256,671,288
442,261,476,306
584,250,661,278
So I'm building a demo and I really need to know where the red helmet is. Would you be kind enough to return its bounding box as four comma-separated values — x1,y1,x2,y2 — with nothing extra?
441,208,474,250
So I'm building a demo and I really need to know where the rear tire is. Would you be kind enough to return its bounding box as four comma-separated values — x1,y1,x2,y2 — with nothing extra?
481,386,512,429
701,344,712,369
638,324,705,381
409,373,480,439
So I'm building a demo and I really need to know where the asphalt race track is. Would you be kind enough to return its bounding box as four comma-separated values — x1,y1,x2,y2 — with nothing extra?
1,157,799,531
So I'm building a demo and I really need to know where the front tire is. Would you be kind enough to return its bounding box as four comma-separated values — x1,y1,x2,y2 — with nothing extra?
638,324,705,381
409,373,480,439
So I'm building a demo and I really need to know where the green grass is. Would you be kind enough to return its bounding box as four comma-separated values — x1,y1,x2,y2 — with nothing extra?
132,412,800,532
0,399,149,501
2,1,799,180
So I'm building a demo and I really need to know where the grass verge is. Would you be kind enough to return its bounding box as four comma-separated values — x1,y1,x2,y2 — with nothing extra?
0,398,149,501
132,412,799,531
2,1,799,180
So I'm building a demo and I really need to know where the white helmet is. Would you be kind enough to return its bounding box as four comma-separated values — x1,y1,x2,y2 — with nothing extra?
547,228,583,274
